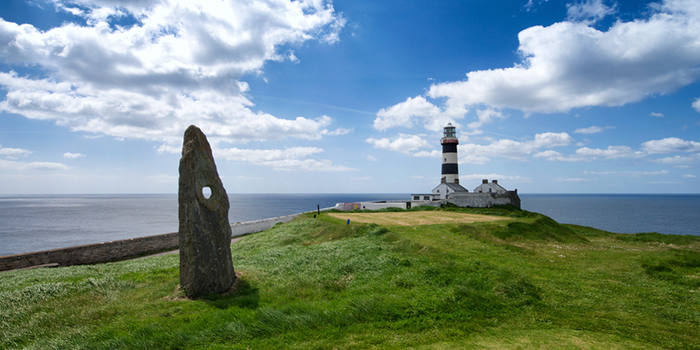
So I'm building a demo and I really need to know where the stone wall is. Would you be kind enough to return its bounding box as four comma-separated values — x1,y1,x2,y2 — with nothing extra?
0,232,179,272
411,191,521,209
0,212,305,272
230,213,302,236
445,191,521,208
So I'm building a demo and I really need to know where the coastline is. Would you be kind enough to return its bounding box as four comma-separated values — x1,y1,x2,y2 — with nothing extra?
0,211,308,272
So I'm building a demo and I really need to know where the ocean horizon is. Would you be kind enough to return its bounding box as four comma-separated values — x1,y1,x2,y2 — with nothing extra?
1,193,698,257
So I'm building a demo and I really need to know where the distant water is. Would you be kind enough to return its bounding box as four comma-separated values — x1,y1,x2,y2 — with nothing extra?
520,194,700,236
0,193,698,257
0,194,407,256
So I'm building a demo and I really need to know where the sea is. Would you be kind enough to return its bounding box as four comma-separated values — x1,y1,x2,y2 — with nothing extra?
0,193,698,257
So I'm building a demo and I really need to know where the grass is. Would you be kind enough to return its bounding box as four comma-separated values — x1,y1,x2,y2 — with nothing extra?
1,206,699,349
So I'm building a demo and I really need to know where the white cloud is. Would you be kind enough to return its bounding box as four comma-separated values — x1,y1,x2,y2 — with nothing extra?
649,112,665,117
556,177,591,182
467,108,506,130
574,125,614,134
214,146,355,172
534,150,584,161
584,170,670,177
63,152,86,158
566,0,617,24
321,127,353,136
458,132,573,161
0,145,32,159
649,154,700,164
381,0,700,119
459,154,491,164
693,98,700,113
365,155,379,162
683,174,696,178
460,173,531,183
373,96,450,131
413,150,441,158
0,0,345,145
576,145,645,159
641,137,700,154
0,159,69,171
351,177,371,181
366,134,431,153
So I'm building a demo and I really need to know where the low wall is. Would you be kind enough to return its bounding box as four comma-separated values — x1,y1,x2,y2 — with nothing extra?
445,191,521,208
0,212,306,272
231,213,301,236
0,232,179,272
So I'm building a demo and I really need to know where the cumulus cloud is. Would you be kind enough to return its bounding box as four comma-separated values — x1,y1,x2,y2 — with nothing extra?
459,173,530,183
459,132,574,160
414,150,441,158
584,170,670,177
0,0,345,146
693,98,700,113
214,146,356,172
377,0,700,126
321,127,353,136
574,125,614,134
0,159,69,171
63,152,86,158
366,134,431,153
459,154,491,164
556,177,591,182
641,137,700,154
534,150,584,161
467,108,506,130
0,145,32,159
649,154,700,164
566,0,617,24
575,145,645,159
373,96,450,131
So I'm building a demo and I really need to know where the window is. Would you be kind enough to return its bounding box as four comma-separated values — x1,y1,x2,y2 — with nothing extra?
413,196,420,200
423,196,430,200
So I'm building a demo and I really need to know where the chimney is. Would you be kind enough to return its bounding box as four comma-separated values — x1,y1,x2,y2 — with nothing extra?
492,180,498,184
482,179,488,184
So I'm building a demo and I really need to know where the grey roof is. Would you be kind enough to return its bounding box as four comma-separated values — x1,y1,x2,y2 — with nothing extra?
445,183,468,192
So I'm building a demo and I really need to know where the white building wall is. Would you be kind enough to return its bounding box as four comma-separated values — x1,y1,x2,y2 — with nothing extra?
474,183,506,194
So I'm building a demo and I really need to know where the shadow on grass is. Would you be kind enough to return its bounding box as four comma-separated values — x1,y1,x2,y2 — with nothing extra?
202,276,260,310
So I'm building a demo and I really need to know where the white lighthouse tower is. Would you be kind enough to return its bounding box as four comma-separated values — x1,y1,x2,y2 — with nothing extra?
432,123,468,199
441,122,459,184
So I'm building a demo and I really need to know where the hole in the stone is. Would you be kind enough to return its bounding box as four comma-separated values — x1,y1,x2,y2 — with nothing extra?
202,186,212,199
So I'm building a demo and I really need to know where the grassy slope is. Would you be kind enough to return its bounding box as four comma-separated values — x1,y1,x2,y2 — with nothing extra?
1,206,699,349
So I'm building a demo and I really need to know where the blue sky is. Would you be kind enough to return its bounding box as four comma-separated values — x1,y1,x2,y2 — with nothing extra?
0,0,698,194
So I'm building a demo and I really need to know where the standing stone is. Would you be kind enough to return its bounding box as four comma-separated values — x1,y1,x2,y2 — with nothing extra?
179,125,235,297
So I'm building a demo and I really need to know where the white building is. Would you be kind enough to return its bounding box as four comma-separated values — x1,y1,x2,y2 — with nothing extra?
473,179,507,194
431,182,468,200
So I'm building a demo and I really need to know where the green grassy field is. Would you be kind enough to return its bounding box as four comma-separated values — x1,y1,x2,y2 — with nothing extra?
2,206,699,349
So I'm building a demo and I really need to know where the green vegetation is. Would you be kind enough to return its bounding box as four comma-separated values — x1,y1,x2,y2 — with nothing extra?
2,207,699,349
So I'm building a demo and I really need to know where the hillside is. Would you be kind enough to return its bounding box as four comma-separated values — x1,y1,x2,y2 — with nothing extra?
2,206,699,349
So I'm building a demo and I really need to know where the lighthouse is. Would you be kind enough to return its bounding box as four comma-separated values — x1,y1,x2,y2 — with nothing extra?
431,122,468,200
441,122,459,184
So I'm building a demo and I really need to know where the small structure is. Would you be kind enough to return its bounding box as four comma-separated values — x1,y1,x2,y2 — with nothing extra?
178,125,235,298
474,179,507,194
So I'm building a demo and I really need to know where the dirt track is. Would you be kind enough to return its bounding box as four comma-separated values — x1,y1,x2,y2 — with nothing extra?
327,211,506,226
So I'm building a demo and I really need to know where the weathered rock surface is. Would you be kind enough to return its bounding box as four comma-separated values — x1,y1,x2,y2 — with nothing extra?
178,125,235,297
